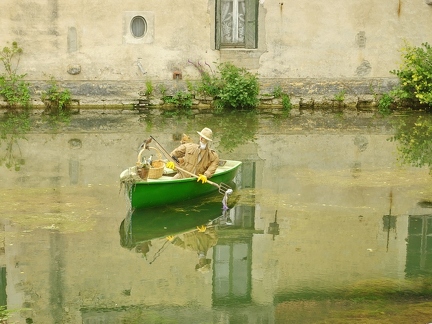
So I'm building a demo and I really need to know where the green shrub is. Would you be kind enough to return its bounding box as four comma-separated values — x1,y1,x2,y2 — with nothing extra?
190,61,221,98
378,93,394,116
390,42,432,107
0,42,31,110
281,94,292,113
334,90,346,102
41,76,71,114
198,71,221,98
158,84,167,97
144,80,153,96
193,62,260,110
272,85,283,99
217,62,260,110
163,90,193,110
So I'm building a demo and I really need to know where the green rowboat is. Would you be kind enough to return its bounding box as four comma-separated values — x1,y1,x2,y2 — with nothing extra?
120,160,242,210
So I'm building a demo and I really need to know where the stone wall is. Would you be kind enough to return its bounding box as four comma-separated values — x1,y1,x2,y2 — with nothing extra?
14,77,398,110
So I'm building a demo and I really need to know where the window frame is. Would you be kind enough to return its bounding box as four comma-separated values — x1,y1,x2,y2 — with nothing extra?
130,16,147,39
123,11,154,44
215,0,258,50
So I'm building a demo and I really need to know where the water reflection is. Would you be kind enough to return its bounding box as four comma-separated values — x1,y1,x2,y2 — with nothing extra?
213,112,258,153
390,114,432,172
1,113,432,322
406,205,432,277
0,113,30,170
119,193,233,264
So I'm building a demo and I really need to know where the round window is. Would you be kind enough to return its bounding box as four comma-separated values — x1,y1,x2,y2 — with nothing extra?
130,16,147,38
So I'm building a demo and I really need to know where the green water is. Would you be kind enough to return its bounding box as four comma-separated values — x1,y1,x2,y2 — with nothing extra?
0,111,431,323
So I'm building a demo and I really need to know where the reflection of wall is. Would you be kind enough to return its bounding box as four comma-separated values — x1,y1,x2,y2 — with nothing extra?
1,127,431,321
252,133,428,295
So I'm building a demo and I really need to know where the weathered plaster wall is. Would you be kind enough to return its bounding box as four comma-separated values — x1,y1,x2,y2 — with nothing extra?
1,0,432,105
259,0,432,78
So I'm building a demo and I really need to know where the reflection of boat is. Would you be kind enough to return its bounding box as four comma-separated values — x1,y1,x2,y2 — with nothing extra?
119,193,234,250
120,159,241,209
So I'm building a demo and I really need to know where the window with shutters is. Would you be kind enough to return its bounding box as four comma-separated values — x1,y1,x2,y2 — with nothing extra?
215,0,258,49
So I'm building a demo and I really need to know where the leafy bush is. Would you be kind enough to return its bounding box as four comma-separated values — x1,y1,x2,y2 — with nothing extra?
334,90,346,102
163,90,193,110
270,85,292,115
0,42,31,110
272,85,283,99
194,62,260,110
217,62,260,110
41,76,72,114
158,84,167,97
390,42,432,107
281,94,292,113
144,80,153,96
378,93,394,116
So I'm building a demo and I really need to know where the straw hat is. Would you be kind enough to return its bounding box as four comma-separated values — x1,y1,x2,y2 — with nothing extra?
197,127,213,141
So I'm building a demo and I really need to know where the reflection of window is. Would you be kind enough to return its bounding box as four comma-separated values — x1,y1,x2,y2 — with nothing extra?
405,215,432,277
213,241,251,305
0,267,6,307
131,16,147,38
215,0,258,49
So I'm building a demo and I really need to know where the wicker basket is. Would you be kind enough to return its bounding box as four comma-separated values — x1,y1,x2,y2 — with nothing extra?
137,147,165,180
138,147,165,179
148,158,165,179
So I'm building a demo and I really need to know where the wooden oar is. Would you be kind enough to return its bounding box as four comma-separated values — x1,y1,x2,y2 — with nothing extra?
172,163,232,195
149,136,232,195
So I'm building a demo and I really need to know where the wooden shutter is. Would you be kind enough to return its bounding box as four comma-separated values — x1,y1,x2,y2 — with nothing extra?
244,0,257,49
215,0,221,50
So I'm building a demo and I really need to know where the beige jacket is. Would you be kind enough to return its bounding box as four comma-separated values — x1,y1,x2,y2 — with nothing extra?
170,143,219,178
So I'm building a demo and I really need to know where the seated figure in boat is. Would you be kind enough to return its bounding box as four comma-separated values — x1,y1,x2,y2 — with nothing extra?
166,127,219,183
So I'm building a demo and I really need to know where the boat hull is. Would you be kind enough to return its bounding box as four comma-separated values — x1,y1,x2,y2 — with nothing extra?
122,160,242,210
